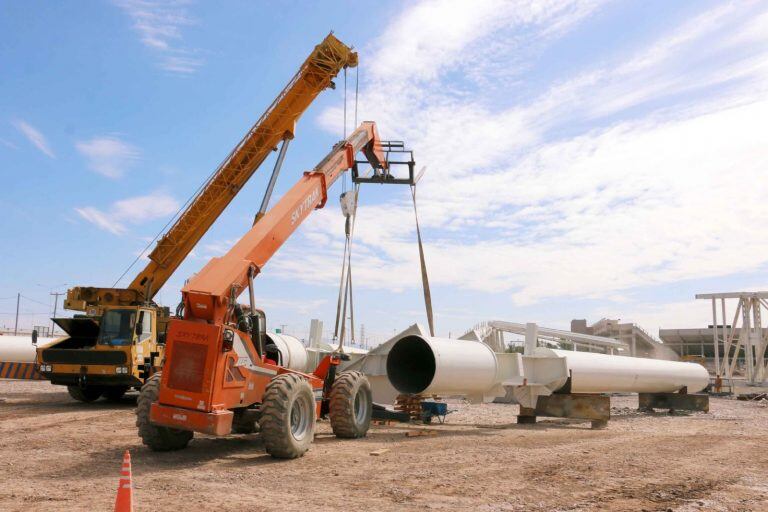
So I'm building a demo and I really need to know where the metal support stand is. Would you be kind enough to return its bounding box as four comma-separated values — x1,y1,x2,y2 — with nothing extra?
516,393,610,429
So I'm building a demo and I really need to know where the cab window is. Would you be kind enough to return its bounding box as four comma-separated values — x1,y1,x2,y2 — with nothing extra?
98,309,136,346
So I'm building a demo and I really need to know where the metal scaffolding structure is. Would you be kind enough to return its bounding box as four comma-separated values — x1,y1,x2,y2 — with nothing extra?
696,292,768,386
461,320,628,354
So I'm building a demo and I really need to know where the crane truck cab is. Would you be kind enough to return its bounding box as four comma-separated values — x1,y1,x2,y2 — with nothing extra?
35,305,168,402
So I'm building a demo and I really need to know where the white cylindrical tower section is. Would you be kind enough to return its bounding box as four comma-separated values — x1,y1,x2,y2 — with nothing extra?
265,333,308,372
0,336,50,363
386,335,499,396
539,348,710,394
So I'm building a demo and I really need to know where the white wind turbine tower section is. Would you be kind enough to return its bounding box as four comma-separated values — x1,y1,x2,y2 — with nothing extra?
385,323,710,408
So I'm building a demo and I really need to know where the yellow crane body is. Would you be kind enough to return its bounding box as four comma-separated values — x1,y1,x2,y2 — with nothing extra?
37,34,357,402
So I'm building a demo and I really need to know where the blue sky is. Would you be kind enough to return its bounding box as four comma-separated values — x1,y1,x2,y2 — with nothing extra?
2,0,767,345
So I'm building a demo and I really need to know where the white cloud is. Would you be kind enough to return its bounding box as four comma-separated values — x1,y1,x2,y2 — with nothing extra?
201,238,240,258
159,51,202,74
74,206,124,235
369,0,601,84
75,192,179,235
75,136,140,178
112,193,180,223
319,0,606,175
284,0,768,319
114,0,202,73
0,138,18,150
255,297,329,317
12,120,54,158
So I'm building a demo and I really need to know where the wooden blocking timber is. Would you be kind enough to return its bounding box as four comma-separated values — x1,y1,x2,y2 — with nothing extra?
638,392,709,413
517,394,611,429
405,429,438,437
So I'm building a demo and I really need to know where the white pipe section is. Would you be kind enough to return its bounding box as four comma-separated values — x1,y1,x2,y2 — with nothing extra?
265,333,308,372
537,348,710,394
386,335,499,396
0,336,56,363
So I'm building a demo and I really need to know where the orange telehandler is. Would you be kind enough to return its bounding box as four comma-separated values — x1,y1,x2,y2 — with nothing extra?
138,121,414,458
35,34,357,402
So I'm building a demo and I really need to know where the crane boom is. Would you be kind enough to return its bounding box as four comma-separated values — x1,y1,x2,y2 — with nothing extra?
65,33,357,312
182,122,386,323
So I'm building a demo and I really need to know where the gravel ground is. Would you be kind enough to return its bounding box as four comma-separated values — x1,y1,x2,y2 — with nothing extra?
1,379,767,512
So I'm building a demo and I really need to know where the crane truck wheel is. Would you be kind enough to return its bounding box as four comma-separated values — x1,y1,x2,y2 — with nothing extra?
102,386,129,402
67,385,104,403
136,372,193,451
329,371,372,439
260,373,315,459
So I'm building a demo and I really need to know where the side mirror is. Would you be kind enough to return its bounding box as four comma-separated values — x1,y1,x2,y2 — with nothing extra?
31,329,38,345
135,314,143,336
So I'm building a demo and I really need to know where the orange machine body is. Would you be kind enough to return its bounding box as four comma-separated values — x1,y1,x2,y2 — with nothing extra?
151,319,325,435
151,122,387,436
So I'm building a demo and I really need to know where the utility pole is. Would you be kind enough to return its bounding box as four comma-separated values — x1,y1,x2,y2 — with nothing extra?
50,292,64,336
14,292,20,336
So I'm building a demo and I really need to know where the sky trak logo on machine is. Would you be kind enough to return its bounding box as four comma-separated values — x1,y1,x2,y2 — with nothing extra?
291,187,320,225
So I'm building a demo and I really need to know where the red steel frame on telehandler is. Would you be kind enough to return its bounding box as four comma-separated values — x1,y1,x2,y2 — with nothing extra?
140,122,392,458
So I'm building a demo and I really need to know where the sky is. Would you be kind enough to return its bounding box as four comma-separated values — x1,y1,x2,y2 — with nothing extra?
1,0,767,345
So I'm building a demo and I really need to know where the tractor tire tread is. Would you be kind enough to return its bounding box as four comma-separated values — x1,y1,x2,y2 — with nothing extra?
260,373,314,459
136,372,193,451
329,371,372,439
102,386,129,402
67,385,104,403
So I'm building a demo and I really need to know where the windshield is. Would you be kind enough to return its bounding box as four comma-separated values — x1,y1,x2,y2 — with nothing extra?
98,309,136,346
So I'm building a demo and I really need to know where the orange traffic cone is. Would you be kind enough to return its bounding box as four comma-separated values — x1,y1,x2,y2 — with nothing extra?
114,450,134,512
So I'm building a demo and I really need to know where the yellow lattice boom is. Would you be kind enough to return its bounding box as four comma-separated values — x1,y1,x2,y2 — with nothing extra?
66,33,356,311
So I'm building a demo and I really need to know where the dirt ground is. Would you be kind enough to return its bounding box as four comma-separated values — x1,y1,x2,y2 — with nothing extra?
0,380,766,512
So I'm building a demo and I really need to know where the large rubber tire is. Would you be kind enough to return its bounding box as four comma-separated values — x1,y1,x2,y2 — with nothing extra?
102,386,129,402
329,371,372,439
260,373,316,459
136,372,193,451
67,385,104,403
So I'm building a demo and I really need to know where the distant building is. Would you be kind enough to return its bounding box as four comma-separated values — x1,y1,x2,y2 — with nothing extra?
658,326,745,373
571,318,679,360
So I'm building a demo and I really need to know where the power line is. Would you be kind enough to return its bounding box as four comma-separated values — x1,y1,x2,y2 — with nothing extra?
20,294,50,307
0,312,50,316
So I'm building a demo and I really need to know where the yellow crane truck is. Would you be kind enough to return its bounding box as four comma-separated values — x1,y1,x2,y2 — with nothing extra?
35,34,358,402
